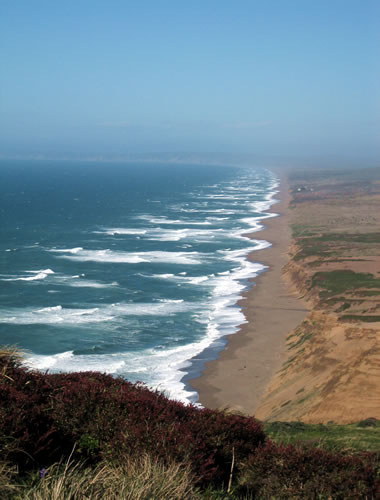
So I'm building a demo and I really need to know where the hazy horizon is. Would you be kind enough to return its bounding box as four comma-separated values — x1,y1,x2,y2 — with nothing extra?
1,0,379,165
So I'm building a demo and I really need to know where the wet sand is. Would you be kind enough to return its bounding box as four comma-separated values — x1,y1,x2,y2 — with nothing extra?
189,171,309,415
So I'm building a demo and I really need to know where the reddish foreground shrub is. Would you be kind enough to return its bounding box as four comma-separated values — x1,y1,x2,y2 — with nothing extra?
0,351,67,466
0,351,265,484
239,440,380,499
1,351,380,494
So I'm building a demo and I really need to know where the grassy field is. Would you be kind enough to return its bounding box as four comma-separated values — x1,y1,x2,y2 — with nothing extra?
288,168,380,321
311,270,380,296
264,419,380,452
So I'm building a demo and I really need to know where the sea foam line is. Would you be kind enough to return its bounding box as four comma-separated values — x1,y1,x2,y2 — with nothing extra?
0,269,55,281
0,300,202,326
49,248,203,265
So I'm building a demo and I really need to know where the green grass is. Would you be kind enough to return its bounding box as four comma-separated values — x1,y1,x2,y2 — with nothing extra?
303,232,380,244
339,315,380,323
288,332,313,350
291,224,316,237
356,290,380,297
264,420,380,452
292,232,380,262
310,270,380,296
280,348,305,372
293,241,334,261
324,297,364,306
321,298,367,314
287,321,316,352
335,302,351,313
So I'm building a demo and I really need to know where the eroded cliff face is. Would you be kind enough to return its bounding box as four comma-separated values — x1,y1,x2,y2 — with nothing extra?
283,258,319,304
255,168,380,424
255,311,380,423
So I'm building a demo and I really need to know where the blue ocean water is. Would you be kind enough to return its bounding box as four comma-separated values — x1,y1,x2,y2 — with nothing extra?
0,160,278,403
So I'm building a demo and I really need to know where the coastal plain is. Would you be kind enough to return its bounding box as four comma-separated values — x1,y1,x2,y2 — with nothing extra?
191,167,380,424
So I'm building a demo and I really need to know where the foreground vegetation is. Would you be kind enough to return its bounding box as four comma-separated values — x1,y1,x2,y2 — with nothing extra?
1,349,379,499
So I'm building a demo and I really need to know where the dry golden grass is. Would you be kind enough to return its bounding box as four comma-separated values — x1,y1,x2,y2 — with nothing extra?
0,462,20,498
1,455,200,500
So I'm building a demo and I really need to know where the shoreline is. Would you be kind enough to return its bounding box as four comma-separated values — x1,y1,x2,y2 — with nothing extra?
188,169,309,414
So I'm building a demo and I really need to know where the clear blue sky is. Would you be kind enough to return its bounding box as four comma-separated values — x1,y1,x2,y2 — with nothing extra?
1,0,379,163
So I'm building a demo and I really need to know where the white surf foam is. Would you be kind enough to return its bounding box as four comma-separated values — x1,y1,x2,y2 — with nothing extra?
51,247,83,254
0,299,200,326
50,248,202,265
181,208,238,215
23,337,219,404
96,228,148,236
2,268,118,289
109,300,199,316
25,351,126,374
206,216,230,221
150,273,211,285
146,227,226,242
197,194,250,201
0,305,115,325
1,269,55,281
96,226,236,242
68,278,119,288
37,305,63,312
137,215,212,225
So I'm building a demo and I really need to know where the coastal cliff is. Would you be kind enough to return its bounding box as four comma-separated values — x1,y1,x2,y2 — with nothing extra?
255,167,380,424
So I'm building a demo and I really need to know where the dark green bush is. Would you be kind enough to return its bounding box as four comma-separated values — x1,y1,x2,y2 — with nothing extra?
358,418,378,428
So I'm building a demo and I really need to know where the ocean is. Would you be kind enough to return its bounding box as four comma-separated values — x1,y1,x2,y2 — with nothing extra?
0,160,278,404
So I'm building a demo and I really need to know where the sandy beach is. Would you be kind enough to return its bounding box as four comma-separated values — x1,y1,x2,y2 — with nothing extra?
189,170,309,415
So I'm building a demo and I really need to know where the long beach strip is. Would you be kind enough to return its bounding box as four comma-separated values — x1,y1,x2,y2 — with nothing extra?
189,169,309,415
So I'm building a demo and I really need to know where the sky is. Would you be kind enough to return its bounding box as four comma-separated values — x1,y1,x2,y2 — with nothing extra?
1,0,379,164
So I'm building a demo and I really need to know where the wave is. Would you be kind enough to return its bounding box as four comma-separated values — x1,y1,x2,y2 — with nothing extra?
1,269,55,281
25,351,127,374
57,274,118,289
24,347,199,403
68,278,119,288
0,300,201,326
1,269,117,289
51,247,83,254
149,273,211,285
0,305,114,325
96,228,148,236
197,194,252,201
50,248,203,265
37,305,63,312
206,216,230,221
109,301,199,316
137,215,212,225
95,226,245,243
181,208,238,214
144,228,224,242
